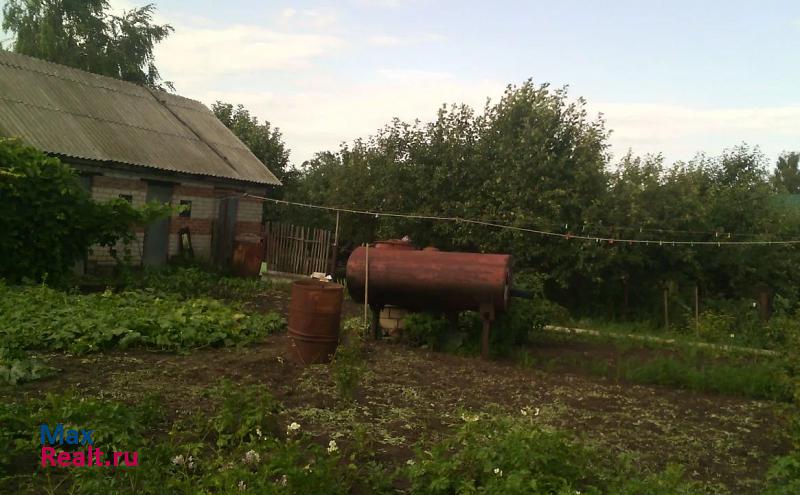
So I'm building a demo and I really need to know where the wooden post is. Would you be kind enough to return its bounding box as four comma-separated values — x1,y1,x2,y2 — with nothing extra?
663,287,669,330
694,284,699,334
329,211,340,276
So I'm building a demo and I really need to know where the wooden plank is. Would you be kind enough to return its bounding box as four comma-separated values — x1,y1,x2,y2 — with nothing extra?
321,229,328,273
314,228,322,273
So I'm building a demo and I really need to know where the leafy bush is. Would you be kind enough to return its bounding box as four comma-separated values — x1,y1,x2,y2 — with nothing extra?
403,312,450,349
406,413,705,494
0,138,171,283
400,273,556,355
0,282,285,384
122,265,273,301
0,347,52,385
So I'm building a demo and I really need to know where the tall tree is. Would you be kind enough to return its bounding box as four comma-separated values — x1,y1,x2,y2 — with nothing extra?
212,102,291,183
2,0,173,89
773,152,800,194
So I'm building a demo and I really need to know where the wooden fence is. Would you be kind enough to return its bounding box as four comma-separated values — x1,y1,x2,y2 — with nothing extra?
263,222,334,275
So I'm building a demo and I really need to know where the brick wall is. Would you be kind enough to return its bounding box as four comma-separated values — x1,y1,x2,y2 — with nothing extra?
79,167,268,269
169,182,216,259
88,173,147,267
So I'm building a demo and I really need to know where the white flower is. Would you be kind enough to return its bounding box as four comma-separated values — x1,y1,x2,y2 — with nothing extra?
172,454,185,466
255,427,262,438
406,459,415,466
278,474,288,486
237,480,247,491
327,440,338,454
243,450,261,465
730,333,735,339
460,413,479,423
521,408,527,416
187,456,196,469
287,422,301,435
534,407,540,416
494,467,503,476
277,356,285,364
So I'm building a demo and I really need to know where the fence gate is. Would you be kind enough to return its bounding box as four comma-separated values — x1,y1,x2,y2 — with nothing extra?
264,222,334,276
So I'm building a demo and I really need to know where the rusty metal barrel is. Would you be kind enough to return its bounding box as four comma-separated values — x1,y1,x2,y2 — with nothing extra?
346,246,512,313
287,279,344,364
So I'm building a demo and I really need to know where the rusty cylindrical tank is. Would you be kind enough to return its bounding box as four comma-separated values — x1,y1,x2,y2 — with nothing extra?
346,247,511,313
287,280,344,364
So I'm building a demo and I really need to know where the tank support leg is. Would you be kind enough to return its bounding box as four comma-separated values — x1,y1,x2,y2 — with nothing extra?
479,303,495,359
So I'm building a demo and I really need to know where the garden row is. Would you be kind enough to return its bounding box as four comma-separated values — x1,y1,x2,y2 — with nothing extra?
0,380,740,495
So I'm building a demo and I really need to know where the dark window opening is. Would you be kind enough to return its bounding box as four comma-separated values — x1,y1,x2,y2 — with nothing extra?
179,200,192,218
119,194,133,203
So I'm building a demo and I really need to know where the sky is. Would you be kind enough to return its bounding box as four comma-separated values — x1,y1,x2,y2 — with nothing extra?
106,1,800,166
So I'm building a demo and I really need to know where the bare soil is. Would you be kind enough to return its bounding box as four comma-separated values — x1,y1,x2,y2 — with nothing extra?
1,290,788,494
2,337,786,494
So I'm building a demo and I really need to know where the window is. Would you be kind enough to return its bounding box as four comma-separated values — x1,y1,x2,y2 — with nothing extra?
119,194,133,203
179,200,192,218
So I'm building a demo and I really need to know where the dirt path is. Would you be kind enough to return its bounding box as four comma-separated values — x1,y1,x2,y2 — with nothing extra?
3,334,786,494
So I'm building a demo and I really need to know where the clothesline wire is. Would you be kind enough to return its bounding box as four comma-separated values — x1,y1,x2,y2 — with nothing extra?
237,193,800,247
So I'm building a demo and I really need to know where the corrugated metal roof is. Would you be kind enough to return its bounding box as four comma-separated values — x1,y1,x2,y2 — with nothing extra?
0,50,281,186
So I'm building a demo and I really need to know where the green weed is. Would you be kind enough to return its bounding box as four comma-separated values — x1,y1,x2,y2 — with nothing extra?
406,413,707,494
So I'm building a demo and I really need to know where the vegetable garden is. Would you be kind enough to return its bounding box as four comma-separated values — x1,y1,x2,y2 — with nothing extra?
1,268,799,494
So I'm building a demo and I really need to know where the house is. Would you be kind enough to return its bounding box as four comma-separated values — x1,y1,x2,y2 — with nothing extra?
0,50,281,270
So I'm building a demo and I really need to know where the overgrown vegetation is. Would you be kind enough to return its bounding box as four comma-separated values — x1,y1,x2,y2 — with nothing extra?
407,413,706,494
515,334,791,402
0,138,172,284
1,383,725,494
0,383,360,494
401,271,557,356
114,265,275,302
0,282,284,384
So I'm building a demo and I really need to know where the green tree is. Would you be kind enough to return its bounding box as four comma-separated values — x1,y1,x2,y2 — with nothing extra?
212,102,291,183
284,80,800,320
2,0,173,89
0,138,170,283
773,152,800,194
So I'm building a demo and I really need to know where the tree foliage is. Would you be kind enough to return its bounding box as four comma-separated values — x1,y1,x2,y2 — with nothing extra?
774,152,800,194
212,101,291,184
281,80,800,320
0,138,170,283
2,0,173,89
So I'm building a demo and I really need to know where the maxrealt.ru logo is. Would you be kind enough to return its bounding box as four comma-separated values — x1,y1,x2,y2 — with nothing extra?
40,423,138,467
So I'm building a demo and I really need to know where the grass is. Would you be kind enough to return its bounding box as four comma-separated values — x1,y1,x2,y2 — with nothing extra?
515,331,791,402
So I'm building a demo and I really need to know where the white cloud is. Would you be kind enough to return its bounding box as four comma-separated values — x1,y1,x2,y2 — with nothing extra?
154,24,345,79
592,102,800,163
195,73,502,164
367,33,446,46
279,8,338,29
352,0,407,7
